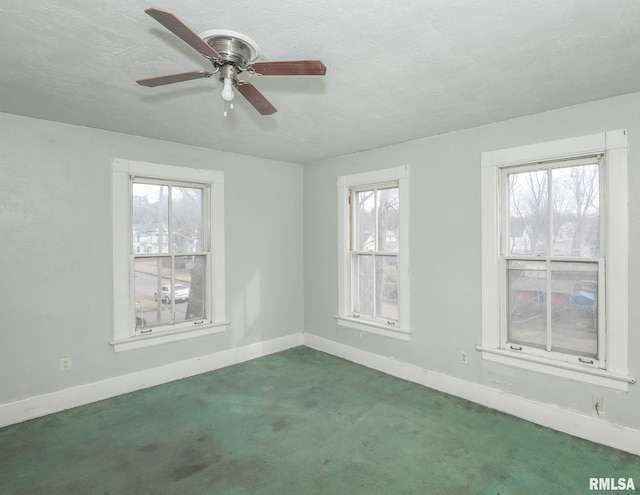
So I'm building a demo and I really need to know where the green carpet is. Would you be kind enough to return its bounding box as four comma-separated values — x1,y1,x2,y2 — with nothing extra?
1,347,638,494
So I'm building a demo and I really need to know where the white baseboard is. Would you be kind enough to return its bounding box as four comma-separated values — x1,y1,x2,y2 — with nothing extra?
0,333,303,428
4,331,639,458
303,333,640,457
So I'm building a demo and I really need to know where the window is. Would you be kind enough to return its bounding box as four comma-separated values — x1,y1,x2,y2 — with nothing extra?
505,157,603,362
337,166,411,340
112,159,227,351
480,131,633,390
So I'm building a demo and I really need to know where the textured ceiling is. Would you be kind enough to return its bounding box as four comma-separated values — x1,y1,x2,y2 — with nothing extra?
2,0,640,164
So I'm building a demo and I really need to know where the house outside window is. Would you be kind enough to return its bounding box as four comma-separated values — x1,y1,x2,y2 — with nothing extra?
337,166,411,341
480,130,633,390
111,159,227,351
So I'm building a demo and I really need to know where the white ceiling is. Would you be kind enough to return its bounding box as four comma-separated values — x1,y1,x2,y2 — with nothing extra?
2,0,640,164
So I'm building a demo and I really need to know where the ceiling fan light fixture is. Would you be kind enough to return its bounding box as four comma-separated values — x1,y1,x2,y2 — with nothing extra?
221,77,235,101
219,64,238,107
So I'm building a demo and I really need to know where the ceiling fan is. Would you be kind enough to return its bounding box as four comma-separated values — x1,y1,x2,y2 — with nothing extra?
136,8,327,116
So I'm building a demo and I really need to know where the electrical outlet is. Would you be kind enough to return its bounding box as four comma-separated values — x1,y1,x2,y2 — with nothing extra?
592,395,604,415
60,357,72,372
460,351,468,364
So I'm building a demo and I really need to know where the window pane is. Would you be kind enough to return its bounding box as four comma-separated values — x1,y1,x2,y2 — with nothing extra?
132,183,169,254
355,190,375,251
172,186,204,253
507,260,546,349
375,255,398,320
551,164,599,257
377,187,400,252
550,262,598,357
353,254,373,316
182,255,206,322
508,170,548,255
134,257,173,326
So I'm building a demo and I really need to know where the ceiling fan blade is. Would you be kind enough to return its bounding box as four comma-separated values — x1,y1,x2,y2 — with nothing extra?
250,60,327,76
237,82,277,115
136,71,213,87
144,8,220,60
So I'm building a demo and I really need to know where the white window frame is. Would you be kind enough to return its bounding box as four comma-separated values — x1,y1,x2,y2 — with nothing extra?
336,166,411,341
111,158,228,352
479,130,634,390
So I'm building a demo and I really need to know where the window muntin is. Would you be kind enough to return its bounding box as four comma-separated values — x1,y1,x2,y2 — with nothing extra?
350,183,400,323
132,179,209,334
501,157,604,365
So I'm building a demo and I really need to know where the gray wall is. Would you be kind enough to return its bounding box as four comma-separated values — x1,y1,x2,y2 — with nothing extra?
303,91,640,430
0,112,304,404
2,90,639,433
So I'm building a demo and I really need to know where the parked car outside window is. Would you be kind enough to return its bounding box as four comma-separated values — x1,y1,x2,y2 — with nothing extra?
154,284,190,303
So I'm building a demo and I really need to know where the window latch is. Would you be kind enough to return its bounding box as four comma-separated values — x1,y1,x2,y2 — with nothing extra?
579,357,595,365
509,345,522,351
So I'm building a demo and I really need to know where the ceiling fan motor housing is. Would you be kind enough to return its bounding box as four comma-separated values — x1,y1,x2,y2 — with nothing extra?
200,30,260,69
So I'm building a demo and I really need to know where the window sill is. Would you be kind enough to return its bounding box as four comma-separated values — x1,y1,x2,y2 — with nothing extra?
476,345,635,391
335,315,412,341
111,320,230,352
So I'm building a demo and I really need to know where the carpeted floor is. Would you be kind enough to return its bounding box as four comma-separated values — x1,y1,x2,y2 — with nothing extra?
1,346,638,494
